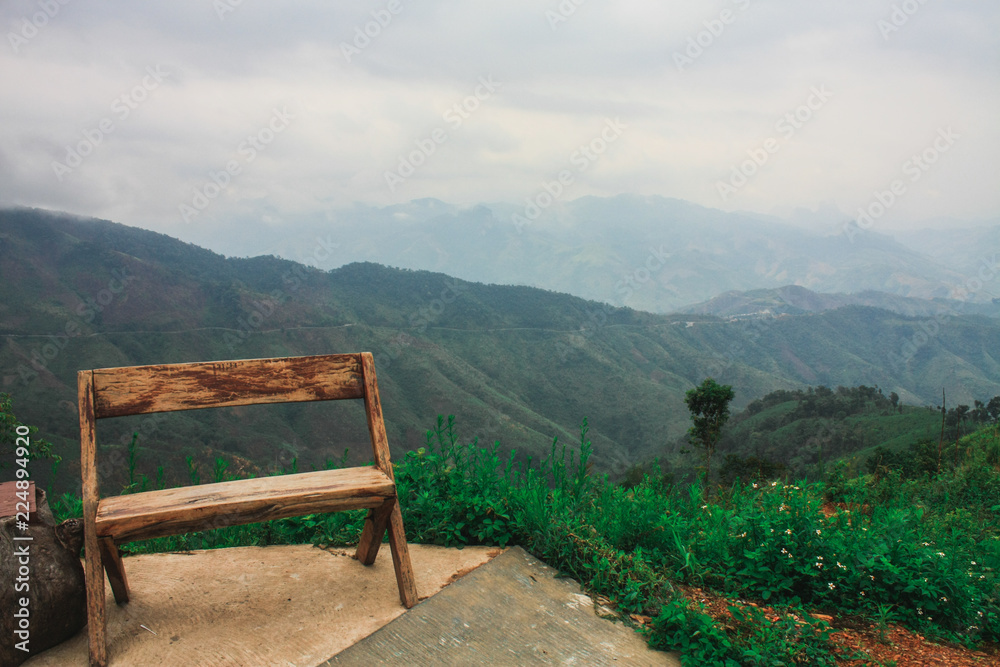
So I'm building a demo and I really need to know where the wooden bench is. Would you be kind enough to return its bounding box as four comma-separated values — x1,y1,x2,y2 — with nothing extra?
78,353,418,667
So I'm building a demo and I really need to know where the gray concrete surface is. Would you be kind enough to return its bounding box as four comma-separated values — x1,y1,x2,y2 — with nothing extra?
326,546,680,666
24,544,501,666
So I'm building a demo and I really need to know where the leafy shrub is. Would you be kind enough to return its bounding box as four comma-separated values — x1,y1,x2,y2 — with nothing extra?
649,597,736,666
1,392,58,472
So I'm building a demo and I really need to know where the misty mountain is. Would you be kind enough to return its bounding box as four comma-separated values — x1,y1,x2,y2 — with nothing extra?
2,208,999,489
891,223,1000,292
181,195,978,313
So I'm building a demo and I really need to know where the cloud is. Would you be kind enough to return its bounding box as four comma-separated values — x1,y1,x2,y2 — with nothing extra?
1,0,997,243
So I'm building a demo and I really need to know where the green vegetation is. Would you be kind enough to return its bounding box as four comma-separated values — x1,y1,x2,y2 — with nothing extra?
649,598,839,667
1,393,59,491
707,385,1000,482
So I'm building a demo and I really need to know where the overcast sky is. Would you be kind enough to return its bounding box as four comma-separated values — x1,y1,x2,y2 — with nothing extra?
1,0,997,244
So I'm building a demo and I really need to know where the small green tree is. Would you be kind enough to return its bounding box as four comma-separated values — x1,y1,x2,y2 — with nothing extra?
684,378,735,481
987,396,1000,423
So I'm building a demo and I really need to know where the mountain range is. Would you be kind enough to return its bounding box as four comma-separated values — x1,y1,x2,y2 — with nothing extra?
2,207,999,491
179,195,1000,314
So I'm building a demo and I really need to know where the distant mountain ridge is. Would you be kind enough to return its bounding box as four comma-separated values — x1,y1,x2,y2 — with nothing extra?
178,194,985,313
2,208,999,489
681,285,1000,320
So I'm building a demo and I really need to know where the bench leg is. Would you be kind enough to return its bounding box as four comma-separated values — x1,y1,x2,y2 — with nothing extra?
84,520,108,666
355,499,394,565
355,500,418,607
386,503,419,608
99,537,130,604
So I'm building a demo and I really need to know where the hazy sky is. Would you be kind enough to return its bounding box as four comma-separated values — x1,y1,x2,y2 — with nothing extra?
1,0,997,242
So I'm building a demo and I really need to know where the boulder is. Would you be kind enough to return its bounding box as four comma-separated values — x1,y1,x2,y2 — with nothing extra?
1,487,86,666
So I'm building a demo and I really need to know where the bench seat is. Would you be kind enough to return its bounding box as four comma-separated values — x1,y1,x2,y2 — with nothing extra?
96,466,396,544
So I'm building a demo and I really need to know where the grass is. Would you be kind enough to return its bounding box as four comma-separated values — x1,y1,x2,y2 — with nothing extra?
33,414,1000,665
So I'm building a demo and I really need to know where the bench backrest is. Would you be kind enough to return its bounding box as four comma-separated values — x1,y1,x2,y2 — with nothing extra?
78,352,394,498
91,354,365,417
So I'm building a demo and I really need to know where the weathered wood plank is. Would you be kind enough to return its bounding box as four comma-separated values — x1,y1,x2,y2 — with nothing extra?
96,467,396,544
79,371,108,667
361,353,394,479
98,537,129,605
387,503,419,608
93,354,364,418
360,352,418,605
0,481,36,519
355,498,395,565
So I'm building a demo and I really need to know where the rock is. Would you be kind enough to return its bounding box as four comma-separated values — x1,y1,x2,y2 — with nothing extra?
55,518,85,556
1,487,87,667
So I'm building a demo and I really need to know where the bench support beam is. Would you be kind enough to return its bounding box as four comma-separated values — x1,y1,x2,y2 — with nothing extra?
98,537,130,604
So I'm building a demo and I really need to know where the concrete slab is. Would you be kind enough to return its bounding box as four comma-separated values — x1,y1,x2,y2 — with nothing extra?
325,546,679,666
24,544,501,667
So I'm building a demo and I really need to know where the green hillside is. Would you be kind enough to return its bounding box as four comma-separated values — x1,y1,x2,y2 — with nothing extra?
702,385,1000,482
2,208,1000,495
682,284,1000,319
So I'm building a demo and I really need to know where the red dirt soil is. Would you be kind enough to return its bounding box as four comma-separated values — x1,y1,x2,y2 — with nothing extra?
675,584,998,667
